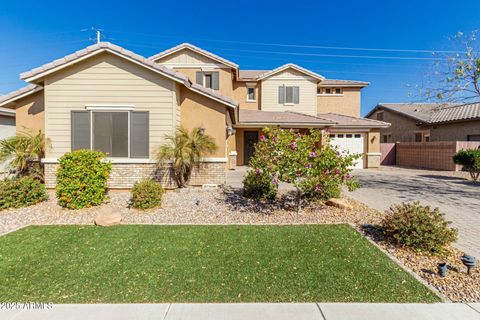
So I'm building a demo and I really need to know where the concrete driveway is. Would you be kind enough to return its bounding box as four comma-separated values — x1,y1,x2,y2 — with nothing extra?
348,167,480,258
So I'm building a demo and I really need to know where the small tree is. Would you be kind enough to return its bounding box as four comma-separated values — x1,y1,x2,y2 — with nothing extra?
246,127,359,208
0,130,48,181
453,148,480,181
421,30,480,103
156,127,217,188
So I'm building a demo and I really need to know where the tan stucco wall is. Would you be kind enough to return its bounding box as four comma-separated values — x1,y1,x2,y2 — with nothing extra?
43,52,178,159
10,91,45,134
179,86,227,158
422,121,480,141
174,67,233,98
317,88,361,117
232,81,261,110
368,109,420,142
260,69,318,115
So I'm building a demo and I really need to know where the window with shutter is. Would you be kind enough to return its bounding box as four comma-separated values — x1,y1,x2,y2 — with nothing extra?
71,111,91,151
71,110,149,158
278,86,285,104
130,112,149,158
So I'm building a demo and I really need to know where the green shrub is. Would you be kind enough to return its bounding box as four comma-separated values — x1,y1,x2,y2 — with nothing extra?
383,202,458,254
243,169,278,200
299,176,343,200
453,148,480,181
130,180,164,210
0,177,47,210
56,150,112,209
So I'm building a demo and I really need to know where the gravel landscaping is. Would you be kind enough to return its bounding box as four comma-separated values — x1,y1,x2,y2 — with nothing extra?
1,186,478,303
0,188,381,236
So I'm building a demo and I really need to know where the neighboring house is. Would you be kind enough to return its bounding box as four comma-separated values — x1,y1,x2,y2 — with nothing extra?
366,103,480,143
0,42,388,188
0,107,15,140
0,107,15,173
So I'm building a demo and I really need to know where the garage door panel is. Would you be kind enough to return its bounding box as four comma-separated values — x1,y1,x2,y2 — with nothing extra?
329,133,365,169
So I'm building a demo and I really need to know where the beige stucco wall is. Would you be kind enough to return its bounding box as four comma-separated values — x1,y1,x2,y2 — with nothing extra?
179,86,227,158
368,109,419,142
232,81,261,110
8,91,45,134
422,121,480,141
317,88,361,117
260,68,317,115
43,52,178,159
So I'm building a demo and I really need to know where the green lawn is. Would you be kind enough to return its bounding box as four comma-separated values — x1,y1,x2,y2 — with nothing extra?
0,224,439,303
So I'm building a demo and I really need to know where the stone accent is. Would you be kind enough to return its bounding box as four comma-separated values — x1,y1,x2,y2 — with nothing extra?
366,153,381,168
227,151,237,170
44,161,227,189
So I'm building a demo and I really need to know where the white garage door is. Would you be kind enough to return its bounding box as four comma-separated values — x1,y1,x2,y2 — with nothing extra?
329,133,365,169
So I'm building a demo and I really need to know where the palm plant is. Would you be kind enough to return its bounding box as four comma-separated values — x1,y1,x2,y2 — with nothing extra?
0,130,48,180
156,127,217,187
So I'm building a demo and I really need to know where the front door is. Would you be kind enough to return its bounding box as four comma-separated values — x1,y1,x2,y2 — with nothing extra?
244,131,259,165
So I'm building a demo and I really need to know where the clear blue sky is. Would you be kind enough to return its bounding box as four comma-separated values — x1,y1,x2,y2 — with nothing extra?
1,0,480,115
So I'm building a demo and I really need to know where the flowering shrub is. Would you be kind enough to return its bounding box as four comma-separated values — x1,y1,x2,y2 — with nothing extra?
243,169,278,200
246,127,359,201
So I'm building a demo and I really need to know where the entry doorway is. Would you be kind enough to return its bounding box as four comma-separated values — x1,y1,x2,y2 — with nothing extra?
244,131,259,165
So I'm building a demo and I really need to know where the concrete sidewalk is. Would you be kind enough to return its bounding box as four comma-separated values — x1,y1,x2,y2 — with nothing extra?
1,303,480,320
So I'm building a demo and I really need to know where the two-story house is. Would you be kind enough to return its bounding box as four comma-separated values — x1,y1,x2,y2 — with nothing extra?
0,42,388,188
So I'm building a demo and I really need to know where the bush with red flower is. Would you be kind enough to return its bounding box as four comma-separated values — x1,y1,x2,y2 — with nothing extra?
243,127,359,202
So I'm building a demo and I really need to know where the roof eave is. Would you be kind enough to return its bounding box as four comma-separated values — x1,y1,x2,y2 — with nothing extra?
0,86,43,107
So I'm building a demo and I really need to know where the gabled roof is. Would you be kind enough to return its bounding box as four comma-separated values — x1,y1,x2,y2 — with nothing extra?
366,102,480,124
0,84,43,107
319,79,369,88
256,64,325,81
149,43,239,69
237,109,335,127
18,42,238,109
317,112,390,128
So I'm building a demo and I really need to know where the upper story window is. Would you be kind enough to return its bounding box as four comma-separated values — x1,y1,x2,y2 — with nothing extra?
247,87,256,102
196,71,219,90
318,87,343,95
278,85,299,105
376,111,384,121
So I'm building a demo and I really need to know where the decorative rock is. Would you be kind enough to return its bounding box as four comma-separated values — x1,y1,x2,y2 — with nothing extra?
325,198,353,210
94,207,122,227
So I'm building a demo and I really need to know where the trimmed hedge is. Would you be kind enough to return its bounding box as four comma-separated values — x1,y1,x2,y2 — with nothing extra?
130,180,164,210
56,150,112,209
383,202,458,254
0,177,47,210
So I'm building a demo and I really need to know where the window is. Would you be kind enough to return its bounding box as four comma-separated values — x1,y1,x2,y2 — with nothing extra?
278,85,299,105
346,134,353,138
325,88,332,94
354,134,361,138
195,71,219,90
376,111,384,121
93,112,129,157
382,134,392,143
467,134,480,141
317,88,321,95
71,110,149,158
247,87,256,101
337,134,344,138
204,73,213,89
414,132,423,142
424,134,430,142
335,88,342,94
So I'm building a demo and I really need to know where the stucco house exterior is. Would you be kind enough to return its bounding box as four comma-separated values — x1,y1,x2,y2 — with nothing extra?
0,42,388,188
366,103,480,143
